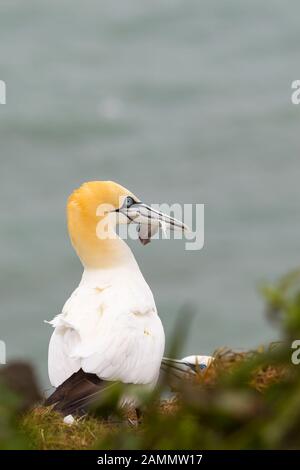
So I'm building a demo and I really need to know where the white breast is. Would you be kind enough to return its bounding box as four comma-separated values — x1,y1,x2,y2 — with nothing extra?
47,261,165,388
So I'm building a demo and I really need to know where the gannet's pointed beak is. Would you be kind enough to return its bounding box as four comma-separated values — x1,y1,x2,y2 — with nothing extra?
161,355,214,376
119,202,190,245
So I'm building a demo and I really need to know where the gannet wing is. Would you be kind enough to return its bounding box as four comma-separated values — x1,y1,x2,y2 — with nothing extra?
48,327,81,387
45,368,115,416
48,282,165,388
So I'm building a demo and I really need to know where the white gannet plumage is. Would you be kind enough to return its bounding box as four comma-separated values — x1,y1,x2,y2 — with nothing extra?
46,181,187,414
48,263,164,387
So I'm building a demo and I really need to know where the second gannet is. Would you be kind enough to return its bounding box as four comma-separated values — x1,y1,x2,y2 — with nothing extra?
160,355,214,391
45,181,187,415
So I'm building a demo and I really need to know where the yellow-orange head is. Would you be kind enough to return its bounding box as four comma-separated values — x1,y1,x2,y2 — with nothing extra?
67,181,138,268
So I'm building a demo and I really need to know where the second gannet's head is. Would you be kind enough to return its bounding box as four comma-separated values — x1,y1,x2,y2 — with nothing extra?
67,181,187,268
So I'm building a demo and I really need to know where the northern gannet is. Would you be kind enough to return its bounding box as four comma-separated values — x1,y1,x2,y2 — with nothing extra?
45,181,187,415
162,355,214,376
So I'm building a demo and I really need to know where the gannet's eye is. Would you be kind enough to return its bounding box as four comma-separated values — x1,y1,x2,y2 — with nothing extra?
124,196,135,208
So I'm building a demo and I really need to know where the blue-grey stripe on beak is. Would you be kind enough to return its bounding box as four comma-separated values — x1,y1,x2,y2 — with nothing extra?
122,202,189,232
161,358,205,375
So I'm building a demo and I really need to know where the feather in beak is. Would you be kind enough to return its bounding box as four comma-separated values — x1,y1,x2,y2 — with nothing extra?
119,202,190,245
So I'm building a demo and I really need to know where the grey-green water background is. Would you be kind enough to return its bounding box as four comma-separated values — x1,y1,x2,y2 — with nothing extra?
0,0,299,387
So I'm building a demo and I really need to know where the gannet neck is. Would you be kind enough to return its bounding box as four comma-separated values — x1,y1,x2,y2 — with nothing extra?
80,248,141,287
74,234,138,270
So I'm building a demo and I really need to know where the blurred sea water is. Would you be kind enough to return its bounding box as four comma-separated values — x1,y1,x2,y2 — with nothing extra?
0,0,300,386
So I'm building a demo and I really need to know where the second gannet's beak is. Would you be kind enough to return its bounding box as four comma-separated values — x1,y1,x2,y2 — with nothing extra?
119,201,190,245
161,355,214,378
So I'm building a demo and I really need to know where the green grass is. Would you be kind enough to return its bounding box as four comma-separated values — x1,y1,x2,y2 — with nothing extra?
21,407,114,450
19,347,288,450
2,269,300,450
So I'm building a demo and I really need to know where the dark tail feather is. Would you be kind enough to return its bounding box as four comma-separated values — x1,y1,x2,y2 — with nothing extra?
44,369,111,416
